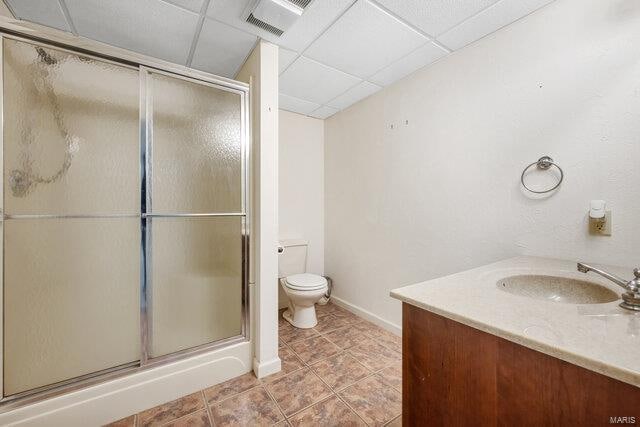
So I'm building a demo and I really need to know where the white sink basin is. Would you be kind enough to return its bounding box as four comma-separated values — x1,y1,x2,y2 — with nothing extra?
497,274,619,304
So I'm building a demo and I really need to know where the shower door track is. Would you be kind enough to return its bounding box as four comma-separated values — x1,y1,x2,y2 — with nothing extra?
0,22,251,411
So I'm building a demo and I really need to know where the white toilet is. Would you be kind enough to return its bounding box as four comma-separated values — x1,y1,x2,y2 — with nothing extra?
278,239,328,328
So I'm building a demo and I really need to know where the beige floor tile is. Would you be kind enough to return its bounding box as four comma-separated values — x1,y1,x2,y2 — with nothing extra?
104,415,135,427
288,395,365,426
329,308,361,324
349,340,401,371
310,353,371,391
339,376,402,426
203,372,261,404
314,314,352,334
385,415,402,426
288,335,340,364
138,392,205,427
376,360,402,391
372,329,402,353
323,326,375,350
315,303,340,317
353,320,387,336
164,410,211,427
280,324,320,344
263,347,306,382
209,386,283,426
265,368,332,416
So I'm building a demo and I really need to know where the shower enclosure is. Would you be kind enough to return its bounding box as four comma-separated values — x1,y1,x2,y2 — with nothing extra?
0,34,249,405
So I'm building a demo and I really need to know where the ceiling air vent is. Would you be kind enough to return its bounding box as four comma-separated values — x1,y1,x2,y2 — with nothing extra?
288,0,313,8
245,0,306,37
246,13,285,37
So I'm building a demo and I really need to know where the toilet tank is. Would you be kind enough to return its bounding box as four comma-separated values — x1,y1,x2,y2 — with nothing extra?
278,239,308,278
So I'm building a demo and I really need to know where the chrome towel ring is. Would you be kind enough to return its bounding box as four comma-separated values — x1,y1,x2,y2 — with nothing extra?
521,156,564,194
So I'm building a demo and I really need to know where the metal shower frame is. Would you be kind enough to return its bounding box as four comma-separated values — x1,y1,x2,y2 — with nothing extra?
0,22,251,411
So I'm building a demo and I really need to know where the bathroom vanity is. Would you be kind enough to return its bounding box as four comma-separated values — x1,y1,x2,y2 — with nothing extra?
391,257,640,426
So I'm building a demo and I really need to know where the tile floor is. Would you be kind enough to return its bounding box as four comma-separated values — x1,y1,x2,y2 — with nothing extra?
107,302,402,426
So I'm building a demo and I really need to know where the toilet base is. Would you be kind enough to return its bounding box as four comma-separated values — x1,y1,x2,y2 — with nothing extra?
283,306,317,329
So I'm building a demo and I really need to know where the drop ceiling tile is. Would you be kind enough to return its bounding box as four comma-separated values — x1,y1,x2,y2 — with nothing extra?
161,0,204,13
374,0,499,37
280,94,321,115
208,0,355,52
278,0,356,51
437,0,555,50
279,48,298,74
327,81,380,110
5,0,70,32
280,56,361,104
305,0,427,78
64,0,199,64
369,42,448,86
310,105,339,119
192,18,257,77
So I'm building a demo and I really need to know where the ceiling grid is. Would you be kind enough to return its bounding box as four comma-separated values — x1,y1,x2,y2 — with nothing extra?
3,0,556,119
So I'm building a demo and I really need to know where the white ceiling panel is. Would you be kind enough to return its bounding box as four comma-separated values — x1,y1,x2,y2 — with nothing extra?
280,56,360,104
208,0,356,52
310,105,339,120
162,0,204,13
305,0,427,78
369,42,448,86
374,0,499,37
65,0,199,64
327,81,380,110
279,48,298,74
191,18,257,77
277,0,356,52
5,0,70,32
280,93,321,115
437,0,555,50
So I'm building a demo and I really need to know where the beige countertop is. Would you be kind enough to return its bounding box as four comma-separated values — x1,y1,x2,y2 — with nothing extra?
390,256,640,388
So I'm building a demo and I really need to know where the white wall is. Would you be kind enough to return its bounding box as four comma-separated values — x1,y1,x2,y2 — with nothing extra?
278,110,324,308
236,40,281,378
324,0,640,330
279,110,325,274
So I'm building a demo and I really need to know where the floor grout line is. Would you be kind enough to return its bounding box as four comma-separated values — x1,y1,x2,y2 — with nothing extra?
283,392,339,422
261,380,289,424
201,390,215,427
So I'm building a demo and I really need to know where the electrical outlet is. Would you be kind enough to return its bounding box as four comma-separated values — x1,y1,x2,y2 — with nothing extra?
589,211,611,236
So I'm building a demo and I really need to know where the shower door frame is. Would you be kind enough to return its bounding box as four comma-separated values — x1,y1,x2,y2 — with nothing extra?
0,27,251,410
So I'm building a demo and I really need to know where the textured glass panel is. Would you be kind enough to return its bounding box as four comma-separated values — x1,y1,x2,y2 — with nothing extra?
151,72,242,213
150,217,243,357
3,218,140,395
3,39,139,215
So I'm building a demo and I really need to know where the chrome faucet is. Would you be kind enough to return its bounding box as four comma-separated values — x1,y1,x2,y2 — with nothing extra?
577,262,640,311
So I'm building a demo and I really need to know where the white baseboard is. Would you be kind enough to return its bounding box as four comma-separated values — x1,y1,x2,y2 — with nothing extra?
330,296,402,336
0,342,252,427
253,356,281,379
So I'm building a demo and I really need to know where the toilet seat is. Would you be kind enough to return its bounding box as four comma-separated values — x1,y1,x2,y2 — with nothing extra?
284,273,327,291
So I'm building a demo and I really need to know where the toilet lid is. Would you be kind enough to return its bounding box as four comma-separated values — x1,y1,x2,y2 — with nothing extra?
285,273,327,291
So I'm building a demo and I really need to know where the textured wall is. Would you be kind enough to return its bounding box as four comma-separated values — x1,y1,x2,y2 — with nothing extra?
278,110,325,308
279,110,325,275
324,0,640,328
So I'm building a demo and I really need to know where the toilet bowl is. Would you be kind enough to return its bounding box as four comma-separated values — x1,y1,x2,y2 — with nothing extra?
278,239,327,328
281,273,328,328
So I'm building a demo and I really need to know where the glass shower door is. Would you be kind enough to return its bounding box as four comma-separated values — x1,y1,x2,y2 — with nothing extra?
2,39,141,396
1,36,248,402
144,70,245,359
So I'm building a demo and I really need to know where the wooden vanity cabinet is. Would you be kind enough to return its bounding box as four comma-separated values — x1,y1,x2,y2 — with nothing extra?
402,303,640,426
